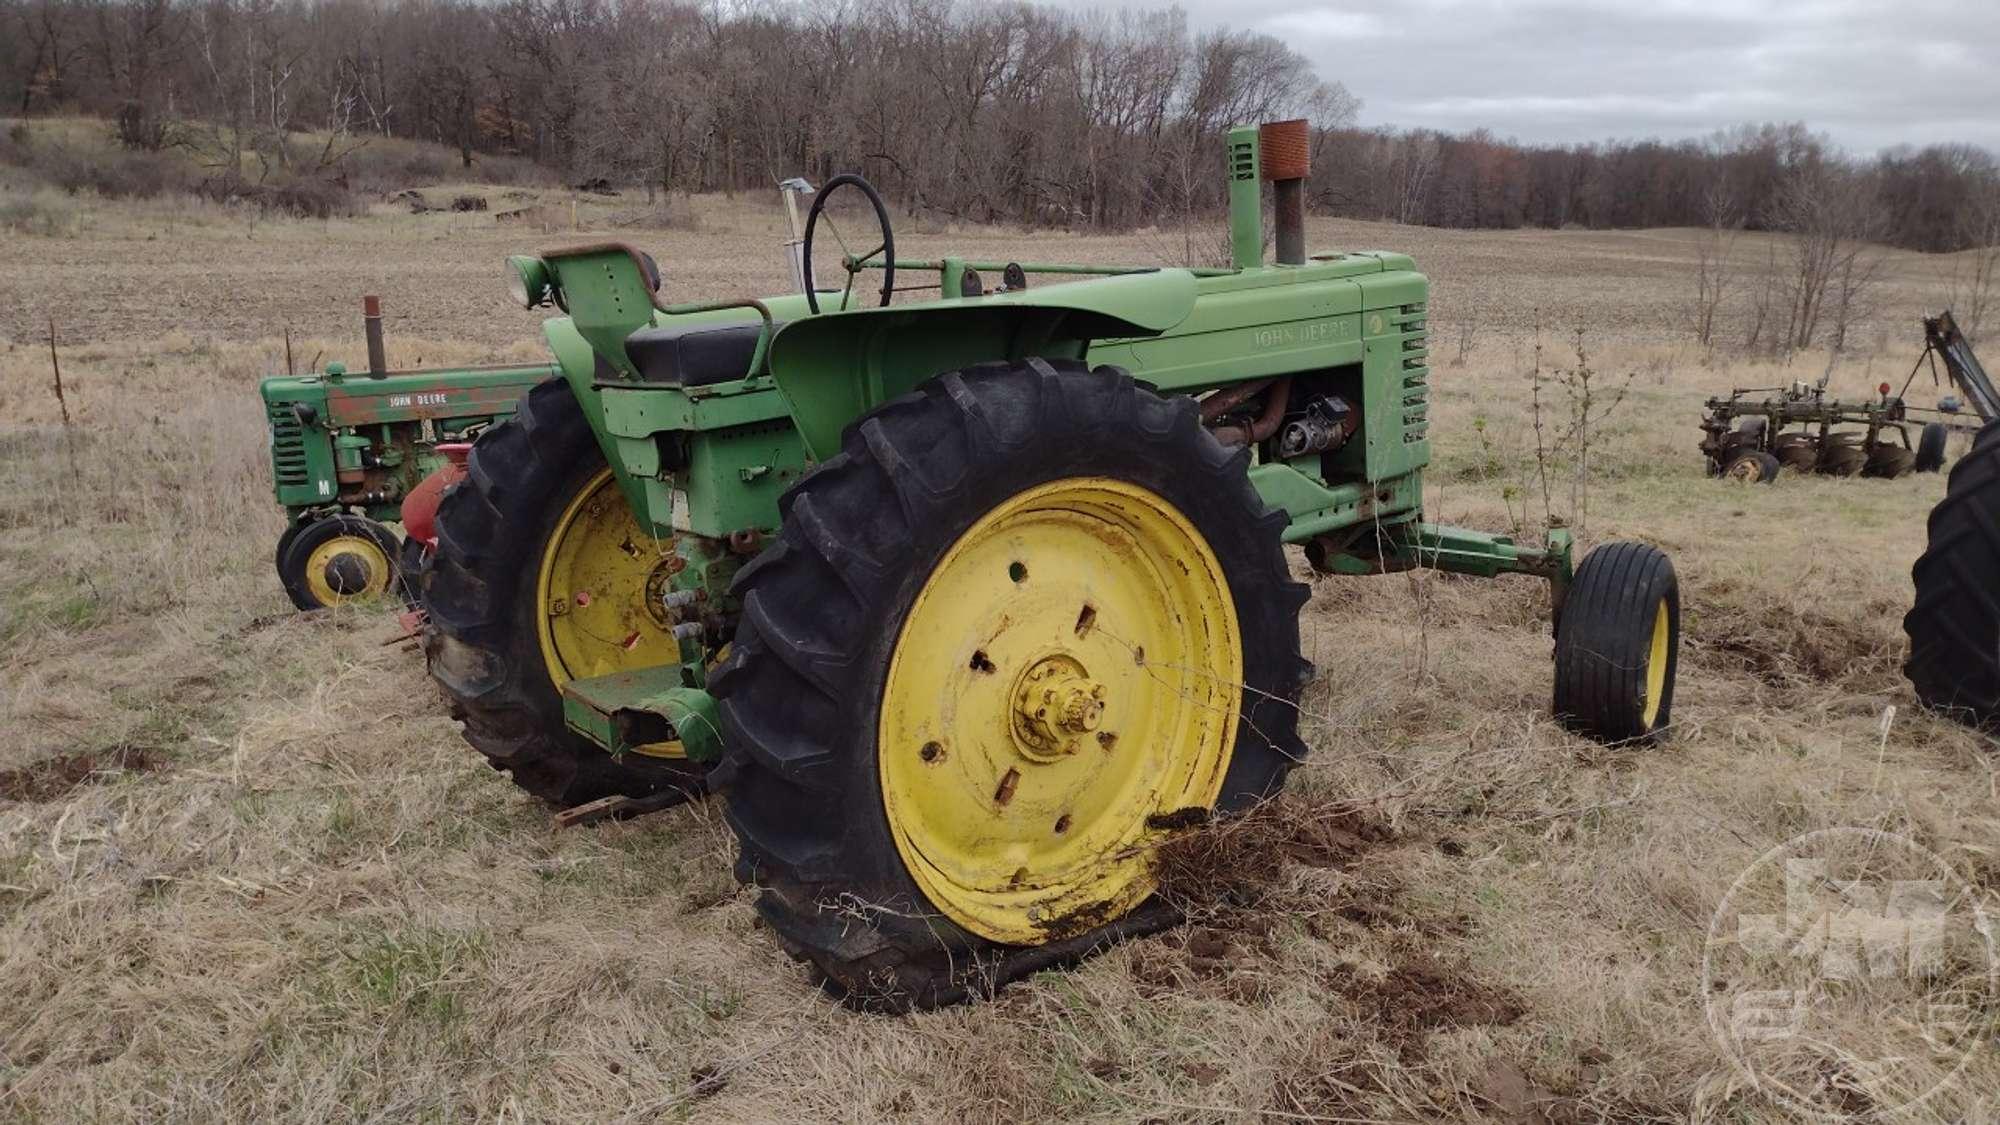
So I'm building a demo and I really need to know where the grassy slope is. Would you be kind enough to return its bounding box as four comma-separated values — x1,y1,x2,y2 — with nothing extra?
0,172,1996,1121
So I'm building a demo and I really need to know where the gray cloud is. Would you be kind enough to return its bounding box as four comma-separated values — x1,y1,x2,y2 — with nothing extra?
1055,0,2000,154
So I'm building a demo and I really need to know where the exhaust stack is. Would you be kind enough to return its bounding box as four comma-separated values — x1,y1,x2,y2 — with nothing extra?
363,295,387,377
1260,119,1311,266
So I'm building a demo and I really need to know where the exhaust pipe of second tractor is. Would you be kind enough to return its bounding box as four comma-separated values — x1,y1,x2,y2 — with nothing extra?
363,295,387,377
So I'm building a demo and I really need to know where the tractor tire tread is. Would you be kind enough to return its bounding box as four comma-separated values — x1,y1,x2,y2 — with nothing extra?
711,358,1310,1010
1552,540,1678,743
423,378,705,807
1905,422,2000,728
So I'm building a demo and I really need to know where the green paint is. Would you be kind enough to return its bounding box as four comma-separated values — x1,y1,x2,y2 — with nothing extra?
288,126,1595,758
259,363,554,516
561,666,726,763
1228,125,1263,270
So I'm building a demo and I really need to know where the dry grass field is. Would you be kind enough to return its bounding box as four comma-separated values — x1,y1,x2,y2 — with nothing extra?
1,165,1996,1123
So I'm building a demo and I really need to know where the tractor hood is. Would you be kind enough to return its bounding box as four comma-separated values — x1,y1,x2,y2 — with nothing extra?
767,269,1199,459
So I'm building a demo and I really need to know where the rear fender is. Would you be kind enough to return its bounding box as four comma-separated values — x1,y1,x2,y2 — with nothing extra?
766,269,1199,460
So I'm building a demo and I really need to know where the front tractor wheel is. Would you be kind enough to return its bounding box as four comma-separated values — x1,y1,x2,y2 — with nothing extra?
1553,542,1679,743
423,379,706,807
278,514,401,610
711,358,1312,1009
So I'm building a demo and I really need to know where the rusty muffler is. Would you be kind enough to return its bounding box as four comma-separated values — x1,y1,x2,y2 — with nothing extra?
1260,119,1311,266
364,294,387,377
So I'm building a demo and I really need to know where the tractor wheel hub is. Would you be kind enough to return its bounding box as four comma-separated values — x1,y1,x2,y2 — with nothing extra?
1011,654,1107,760
324,551,373,595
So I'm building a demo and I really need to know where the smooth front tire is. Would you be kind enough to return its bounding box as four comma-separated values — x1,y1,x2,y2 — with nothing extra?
710,358,1312,1009
1915,422,1949,473
1553,541,1679,744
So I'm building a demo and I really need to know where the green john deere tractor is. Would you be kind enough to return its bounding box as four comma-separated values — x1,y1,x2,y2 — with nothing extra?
421,120,1684,1008
258,298,553,609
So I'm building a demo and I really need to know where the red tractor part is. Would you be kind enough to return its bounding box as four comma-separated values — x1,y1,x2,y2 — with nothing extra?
402,442,473,550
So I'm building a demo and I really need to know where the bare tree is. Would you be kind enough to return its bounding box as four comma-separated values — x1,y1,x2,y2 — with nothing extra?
1687,181,1739,352
1768,163,1885,352
1942,176,2000,341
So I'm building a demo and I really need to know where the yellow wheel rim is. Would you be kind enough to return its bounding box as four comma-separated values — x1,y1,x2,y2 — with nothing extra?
535,467,685,759
878,477,1242,944
1642,599,1669,728
302,535,392,606
1726,456,1760,482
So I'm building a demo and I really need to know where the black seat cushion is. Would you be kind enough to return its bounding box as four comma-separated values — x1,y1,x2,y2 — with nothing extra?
625,321,780,387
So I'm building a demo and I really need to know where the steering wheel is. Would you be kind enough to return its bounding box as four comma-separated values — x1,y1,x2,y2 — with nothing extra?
803,173,895,314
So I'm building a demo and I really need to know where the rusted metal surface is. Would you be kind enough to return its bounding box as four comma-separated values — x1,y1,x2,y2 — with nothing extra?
363,295,387,377
1257,118,1311,181
1916,311,1998,422
1209,377,1292,445
400,443,472,549
1260,118,1311,266
1198,377,1275,422
321,370,549,427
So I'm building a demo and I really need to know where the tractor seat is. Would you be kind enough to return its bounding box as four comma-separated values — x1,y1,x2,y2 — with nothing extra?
624,320,780,387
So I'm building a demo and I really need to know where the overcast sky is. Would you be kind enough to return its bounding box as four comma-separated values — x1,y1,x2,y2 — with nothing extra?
1064,0,2000,155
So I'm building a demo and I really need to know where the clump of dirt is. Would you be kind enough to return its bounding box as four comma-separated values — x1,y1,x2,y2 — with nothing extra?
1324,957,1524,1059
1151,798,1391,911
0,745,161,803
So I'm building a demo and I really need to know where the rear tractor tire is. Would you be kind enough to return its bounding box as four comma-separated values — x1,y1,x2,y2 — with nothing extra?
1721,448,1781,484
423,379,708,808
711,358,1312,1010
278,514,402,610
1553,542,1679,743
1903,421,2000,731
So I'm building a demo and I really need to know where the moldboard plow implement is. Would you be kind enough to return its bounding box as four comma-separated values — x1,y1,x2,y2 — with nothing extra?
1697,311,1996,484
410,120,1682,1009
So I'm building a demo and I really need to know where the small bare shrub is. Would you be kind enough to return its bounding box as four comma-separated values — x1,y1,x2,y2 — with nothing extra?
0,189,83,237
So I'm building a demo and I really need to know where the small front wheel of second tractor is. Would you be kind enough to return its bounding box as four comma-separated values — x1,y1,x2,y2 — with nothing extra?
711,357,1313,1010
1720,448,1781,484
277,514,402,610
1553,541,1679,743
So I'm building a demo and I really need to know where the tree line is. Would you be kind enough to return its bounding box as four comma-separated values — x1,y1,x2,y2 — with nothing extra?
3,0,1997,258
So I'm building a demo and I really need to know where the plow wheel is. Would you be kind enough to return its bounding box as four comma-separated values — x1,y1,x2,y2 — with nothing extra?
424,379,706,807
1864,441,1916,479
1553,542,1679,743
1721,448,1780,483
278,514,401,610
711,357,1312,1010
1771,433,1819,474
1903,420,2000,731
1816,433,1866,476
1915,422,1949,473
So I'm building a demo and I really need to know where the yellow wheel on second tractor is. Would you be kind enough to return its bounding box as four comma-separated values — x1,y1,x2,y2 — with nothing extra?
277,514,401,610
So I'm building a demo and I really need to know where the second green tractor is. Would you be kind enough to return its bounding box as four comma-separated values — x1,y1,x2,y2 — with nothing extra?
420,120,1682,1008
